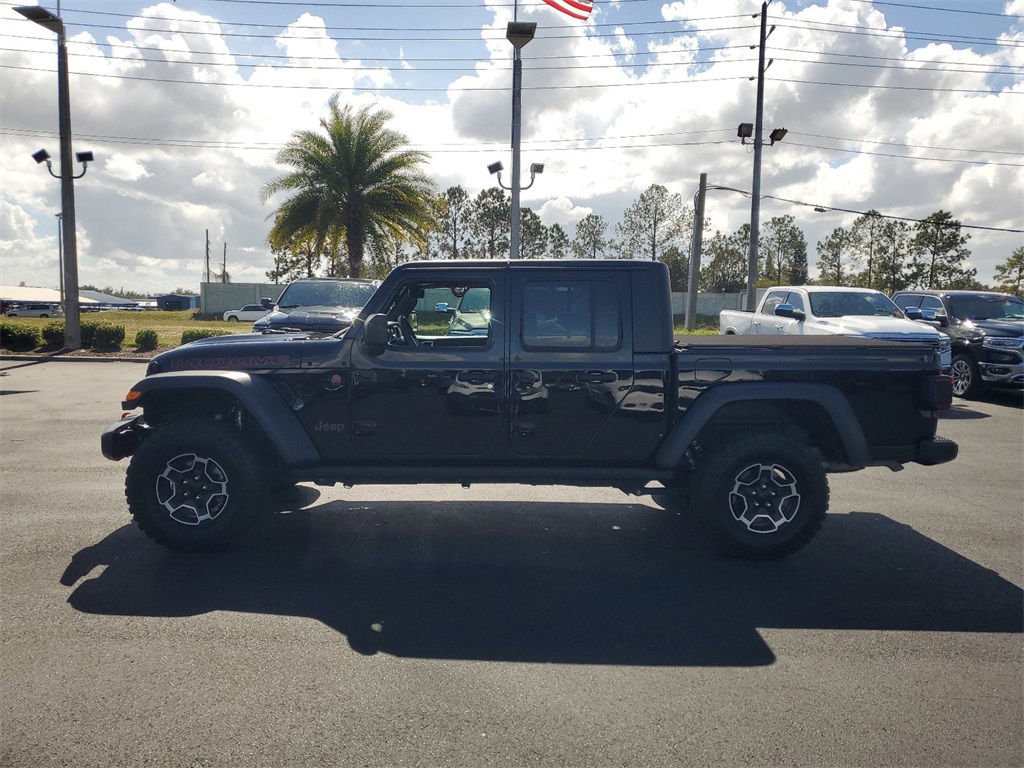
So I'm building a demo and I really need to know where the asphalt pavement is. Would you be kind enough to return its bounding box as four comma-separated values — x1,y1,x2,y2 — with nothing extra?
1,360,1021,767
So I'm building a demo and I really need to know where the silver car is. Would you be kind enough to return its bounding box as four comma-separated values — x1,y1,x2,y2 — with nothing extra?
4,303,63,318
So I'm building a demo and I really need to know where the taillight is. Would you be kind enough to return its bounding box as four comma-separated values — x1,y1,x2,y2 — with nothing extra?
920,374,953,411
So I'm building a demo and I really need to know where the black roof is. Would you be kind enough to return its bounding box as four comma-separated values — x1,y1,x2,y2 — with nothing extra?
894,289,1019,300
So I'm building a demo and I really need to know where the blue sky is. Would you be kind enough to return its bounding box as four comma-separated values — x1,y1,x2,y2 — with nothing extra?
1,0,1021,291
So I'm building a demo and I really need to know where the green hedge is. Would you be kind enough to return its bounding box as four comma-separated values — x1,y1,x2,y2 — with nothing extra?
134,329,158,351
80,318,102,348
41,320,66,348
0,322,41,351
94,323,126,351
181,328,230,345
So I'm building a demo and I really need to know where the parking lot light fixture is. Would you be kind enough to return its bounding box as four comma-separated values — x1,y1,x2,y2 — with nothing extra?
15,5,85,350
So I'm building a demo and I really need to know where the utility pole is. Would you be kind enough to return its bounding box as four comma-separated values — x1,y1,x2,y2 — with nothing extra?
56,213,64,310
205,229,211,283
222,242,227,283
747,1,770,312
685,173,707,331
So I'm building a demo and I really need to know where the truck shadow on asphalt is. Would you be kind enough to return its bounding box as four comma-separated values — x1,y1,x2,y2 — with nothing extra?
62,497,1023,667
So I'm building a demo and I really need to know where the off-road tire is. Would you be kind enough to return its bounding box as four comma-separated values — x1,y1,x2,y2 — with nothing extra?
125,419,267,551
693,433,829,559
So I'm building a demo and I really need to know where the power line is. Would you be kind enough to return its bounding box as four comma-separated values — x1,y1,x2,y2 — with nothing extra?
4,124,1018,168
7,42,1020,79
3,62,1012,97
840,0,1023,20
52,6,749,33
790,132,1022,159
762,194,1024,234
12,4,1017,50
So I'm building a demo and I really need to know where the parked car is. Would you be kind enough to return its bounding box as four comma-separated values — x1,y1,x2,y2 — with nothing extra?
4,303,63,318
719,286,952,371
892,289,1024,397
252,278,379,334
222,304,270,323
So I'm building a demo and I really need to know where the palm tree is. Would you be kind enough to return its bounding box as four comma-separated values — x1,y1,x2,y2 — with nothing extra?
260,95,437,278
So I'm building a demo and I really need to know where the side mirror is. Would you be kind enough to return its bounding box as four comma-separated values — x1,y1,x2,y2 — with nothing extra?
933,313,949,327
363,313,390,351
259,297,273,310
775,303,806,321
904,306,923,320
435,302,454,314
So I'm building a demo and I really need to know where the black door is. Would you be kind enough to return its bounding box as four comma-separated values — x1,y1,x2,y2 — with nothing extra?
349,273,507,457
508,271,634,457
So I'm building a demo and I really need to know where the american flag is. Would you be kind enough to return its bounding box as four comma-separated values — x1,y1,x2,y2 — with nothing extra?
542,0,594,21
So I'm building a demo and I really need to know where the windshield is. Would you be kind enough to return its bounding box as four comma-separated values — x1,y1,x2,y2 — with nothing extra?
947,295,1024,321
809,291,902,318
277,280,376,309
457,288,490,314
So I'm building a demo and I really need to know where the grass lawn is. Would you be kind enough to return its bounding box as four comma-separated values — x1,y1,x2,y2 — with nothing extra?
1,310,245,354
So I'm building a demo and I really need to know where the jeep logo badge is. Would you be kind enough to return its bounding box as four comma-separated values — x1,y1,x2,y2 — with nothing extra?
313,421,345,433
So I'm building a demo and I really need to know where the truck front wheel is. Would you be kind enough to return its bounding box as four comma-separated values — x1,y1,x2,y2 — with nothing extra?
693,434,828,559
950,353,982,398
125,419,266,551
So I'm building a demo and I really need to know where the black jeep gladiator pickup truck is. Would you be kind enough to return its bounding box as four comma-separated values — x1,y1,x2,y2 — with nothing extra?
102,260,957,559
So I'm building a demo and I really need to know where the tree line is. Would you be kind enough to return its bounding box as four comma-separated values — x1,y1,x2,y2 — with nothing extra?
261,98,1024,298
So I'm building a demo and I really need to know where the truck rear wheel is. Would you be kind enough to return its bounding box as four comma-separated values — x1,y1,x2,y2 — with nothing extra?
693,433,828,559
125,419,266,551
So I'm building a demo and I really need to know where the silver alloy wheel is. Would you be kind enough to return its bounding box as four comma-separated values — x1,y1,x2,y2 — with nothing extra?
951,358,973,396
155,453,230,526
728,462,801,534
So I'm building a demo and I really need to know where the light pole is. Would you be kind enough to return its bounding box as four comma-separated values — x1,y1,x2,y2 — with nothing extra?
686,178,756,330
505,20,537,260
16,5,89,350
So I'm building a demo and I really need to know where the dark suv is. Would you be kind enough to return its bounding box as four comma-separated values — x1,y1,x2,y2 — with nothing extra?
892,290,1024,397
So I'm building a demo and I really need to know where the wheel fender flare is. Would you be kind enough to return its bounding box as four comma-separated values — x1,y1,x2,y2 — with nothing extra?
125,371,319,465
655,382,871,470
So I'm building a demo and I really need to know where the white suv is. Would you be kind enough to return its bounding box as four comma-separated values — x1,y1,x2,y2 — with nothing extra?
222,304,270,322
4,303,63,318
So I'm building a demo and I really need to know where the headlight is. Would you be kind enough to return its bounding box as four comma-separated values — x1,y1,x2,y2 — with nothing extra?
938,337,951,352
982,336,1023,350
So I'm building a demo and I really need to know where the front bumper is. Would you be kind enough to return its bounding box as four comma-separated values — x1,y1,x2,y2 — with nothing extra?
979,360,1024,388
101,415,142,461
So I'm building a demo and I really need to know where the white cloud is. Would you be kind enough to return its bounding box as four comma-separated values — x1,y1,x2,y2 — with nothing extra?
536,197,592,229
1,1,1020,293
105,156,152,182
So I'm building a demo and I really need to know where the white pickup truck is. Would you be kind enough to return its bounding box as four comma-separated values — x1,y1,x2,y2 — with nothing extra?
720,286,952,370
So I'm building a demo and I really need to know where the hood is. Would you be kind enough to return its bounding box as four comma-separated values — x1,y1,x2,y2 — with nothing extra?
253,305,359,333
814,316,942,339
188,331,311,345
148,333,309,375
962,318,1024,337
